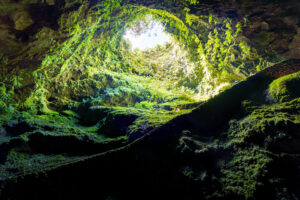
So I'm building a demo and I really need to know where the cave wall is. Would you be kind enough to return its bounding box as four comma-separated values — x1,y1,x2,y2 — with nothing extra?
1,0,299,63
0,1,300,199
0,0,299,108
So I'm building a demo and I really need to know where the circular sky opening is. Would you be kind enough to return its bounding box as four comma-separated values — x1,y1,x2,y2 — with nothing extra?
123,17,171,50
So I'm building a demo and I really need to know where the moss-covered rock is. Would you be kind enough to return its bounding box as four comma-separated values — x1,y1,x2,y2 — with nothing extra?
268,71,300,102
0,0,299,199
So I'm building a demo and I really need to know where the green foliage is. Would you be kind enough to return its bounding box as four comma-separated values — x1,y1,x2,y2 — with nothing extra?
120,38,203,94
0,100,7,114
0,79,18,111
0,53,8,66
103,105,193,135
62,110,80,118
183,0,199,5
268,71,300,102
0,83,7,101
24,88,52,114
0,151,66,179
0,1,296,196
204,19,266,75
26,2,205,113
23,0,276,112
221,146,272,199
226,98,300,146
10,75,23,89
222,98,300,199
191,15,276,99
134,101,157,109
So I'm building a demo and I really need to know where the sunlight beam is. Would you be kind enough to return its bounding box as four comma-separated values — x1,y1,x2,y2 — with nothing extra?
124,21,171,50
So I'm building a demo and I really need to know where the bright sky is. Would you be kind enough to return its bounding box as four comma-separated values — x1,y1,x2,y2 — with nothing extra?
123,21,171,50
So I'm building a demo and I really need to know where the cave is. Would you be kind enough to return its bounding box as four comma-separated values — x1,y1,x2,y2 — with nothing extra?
0,0,300,199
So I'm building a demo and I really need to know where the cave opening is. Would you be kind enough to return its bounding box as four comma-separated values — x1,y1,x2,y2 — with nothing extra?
123,16,171,50
1,1,300,199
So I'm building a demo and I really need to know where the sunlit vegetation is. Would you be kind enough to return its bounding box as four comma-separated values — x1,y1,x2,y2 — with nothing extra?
0,0,276,177
268,71,300,102
0,0,274,114
1,1,298,199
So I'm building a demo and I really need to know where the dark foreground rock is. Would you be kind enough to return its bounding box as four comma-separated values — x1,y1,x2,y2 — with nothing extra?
0,60,299,200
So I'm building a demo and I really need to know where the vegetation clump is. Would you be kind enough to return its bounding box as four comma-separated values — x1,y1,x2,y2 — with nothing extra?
268,71,300,102
222,97,300,199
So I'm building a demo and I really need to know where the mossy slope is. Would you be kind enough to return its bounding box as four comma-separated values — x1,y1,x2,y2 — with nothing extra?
0,59,299,200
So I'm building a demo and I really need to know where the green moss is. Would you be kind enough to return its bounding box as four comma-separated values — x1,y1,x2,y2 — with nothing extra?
221,98,300,199
91,105,193,135
0,101,7,114
183,0,199,5
62,110,80,118
19,0,272,113
0,4,22,16
227,98,300,146
268,71,300,102
134,101,158,109
221,146,272,199
23,88,54,114
0,110,98,141
128,108,191,134
0,1,293,193
0,151,70,180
